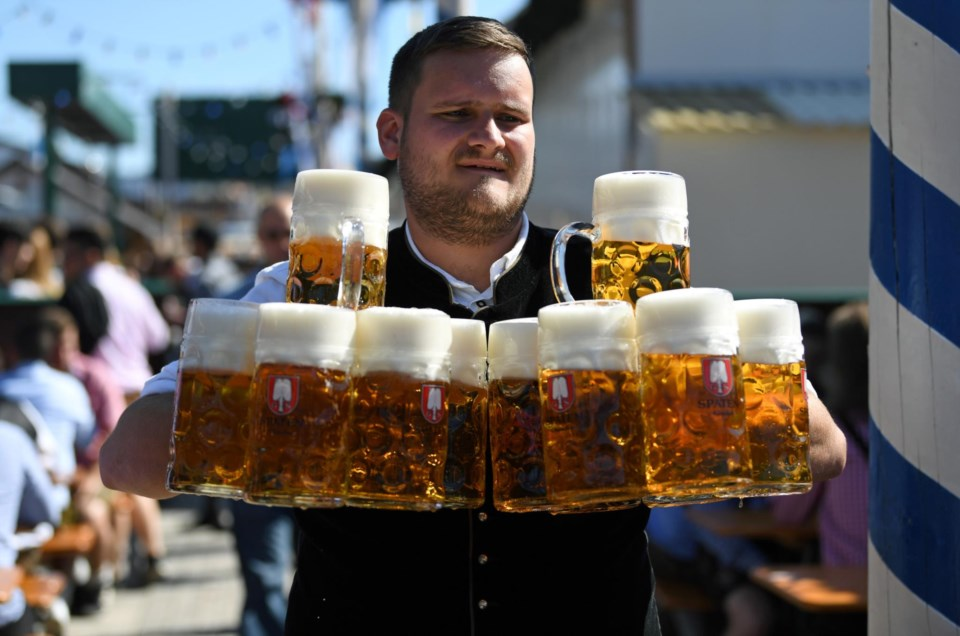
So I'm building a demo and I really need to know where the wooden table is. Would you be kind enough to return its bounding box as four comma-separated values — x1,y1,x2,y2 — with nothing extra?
0,567,24,604
749,565,867,613
685,506,818,547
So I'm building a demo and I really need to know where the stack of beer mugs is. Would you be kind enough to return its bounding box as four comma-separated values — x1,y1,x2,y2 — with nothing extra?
167,167,813,514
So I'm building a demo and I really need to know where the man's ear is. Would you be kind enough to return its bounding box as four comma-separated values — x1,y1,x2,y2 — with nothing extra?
376,108,402,160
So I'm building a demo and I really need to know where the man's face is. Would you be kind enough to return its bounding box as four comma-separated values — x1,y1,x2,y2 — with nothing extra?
390,49,535,245
257,204,292,264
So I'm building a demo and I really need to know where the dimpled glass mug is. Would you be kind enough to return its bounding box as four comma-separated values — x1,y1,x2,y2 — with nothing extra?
244,302,357,508
286,169,390,310
636,287,751,507
733,298,812,497
537,300,645,512
551,170,690,307
168,298,260,498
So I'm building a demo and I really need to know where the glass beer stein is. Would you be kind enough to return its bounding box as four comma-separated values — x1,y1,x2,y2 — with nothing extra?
168,298,260,498
636,287,751,506
244,303,357,508
733,299,812,497
286,169,389,309
443,319,488,509
343,307,452,511
551,170,690,307
538,300,645,512
488,318,551,512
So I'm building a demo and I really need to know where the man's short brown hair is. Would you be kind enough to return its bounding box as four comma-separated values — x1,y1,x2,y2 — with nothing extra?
387,15,533,115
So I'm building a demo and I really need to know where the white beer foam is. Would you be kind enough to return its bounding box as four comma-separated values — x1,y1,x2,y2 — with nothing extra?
635,287,739,355
538,300,638,371
593,171,689,244
355,307,451,379
450,318,487,386
255,302,356,370
488,318,539,380
734,299,805,365
180,298,260,372
291,169,390,248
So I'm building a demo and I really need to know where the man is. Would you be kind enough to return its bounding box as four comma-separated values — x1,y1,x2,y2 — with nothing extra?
222,195,293,301
101,17,847,635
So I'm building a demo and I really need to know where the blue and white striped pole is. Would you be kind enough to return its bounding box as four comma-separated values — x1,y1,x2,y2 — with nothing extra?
869,0,960,633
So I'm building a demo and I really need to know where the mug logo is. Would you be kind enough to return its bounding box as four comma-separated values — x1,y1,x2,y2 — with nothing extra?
267,375,299,415
701,358,734,397
549,374,574,412
421,384,445,424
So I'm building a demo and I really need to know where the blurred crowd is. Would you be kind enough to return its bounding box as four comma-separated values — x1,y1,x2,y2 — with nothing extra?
0,201,293,636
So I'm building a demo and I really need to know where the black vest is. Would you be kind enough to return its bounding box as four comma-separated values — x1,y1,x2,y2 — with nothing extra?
289,222,658,636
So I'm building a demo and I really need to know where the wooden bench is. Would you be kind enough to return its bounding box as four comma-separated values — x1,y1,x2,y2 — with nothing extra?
655,577,719,612
39,523,97,557
749,564,867,613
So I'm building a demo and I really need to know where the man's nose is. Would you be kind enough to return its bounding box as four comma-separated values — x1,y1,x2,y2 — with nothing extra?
467,115,506,150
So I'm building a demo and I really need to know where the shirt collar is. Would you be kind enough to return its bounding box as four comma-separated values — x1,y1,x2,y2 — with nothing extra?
404,214,530,311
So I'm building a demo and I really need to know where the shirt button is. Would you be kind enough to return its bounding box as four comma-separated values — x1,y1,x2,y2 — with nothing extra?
478,599,488,610
478,554,489,565
478,512,488,522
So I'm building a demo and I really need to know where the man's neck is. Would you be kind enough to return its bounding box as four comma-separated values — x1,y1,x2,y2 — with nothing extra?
405,216,521,291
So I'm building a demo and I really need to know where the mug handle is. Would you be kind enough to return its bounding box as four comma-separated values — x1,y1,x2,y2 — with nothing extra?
338,217,365,310
550,221,598,303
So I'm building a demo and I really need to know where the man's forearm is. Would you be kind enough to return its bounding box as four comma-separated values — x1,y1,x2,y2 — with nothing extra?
100,392,178,500
807,394,847,482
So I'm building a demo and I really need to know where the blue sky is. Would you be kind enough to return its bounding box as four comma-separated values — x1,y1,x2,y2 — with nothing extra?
0,0,528,178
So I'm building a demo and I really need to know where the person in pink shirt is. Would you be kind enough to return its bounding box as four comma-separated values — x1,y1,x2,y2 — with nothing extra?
771,301,870,566
61,227,171,400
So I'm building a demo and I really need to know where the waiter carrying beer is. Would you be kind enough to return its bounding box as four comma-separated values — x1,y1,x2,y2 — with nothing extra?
100,16,848,635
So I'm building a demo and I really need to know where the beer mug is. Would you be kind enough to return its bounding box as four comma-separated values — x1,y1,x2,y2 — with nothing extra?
168,298,260,498
636,287,751,506
343,307,451,511
443,318,488,509
244,303,356,508
733,299,812,497
487,318,550,512
538,300,645,512
551,170,690,307
286,169,389,309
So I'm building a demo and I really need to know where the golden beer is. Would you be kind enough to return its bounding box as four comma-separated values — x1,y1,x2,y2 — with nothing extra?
640,353,750,505
552,171,690,306
635,288,750,507
443,318,487,509
540,368,645,508
344,307,452,511
167,298,260,498
287,169,390,309
733,298,812,497
169,368,253,497
537,300,644,512
244,363,352,507
592,240,689,304
489,377,549,511
243,302,357,508
286,236,387,308
344,372,448,510
443,381,488,508
738,361,812,495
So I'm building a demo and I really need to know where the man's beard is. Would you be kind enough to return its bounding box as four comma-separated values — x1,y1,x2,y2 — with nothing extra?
398,146,534,246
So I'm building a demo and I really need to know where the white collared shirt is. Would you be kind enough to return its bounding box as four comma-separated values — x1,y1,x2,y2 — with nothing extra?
404,214,530,312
